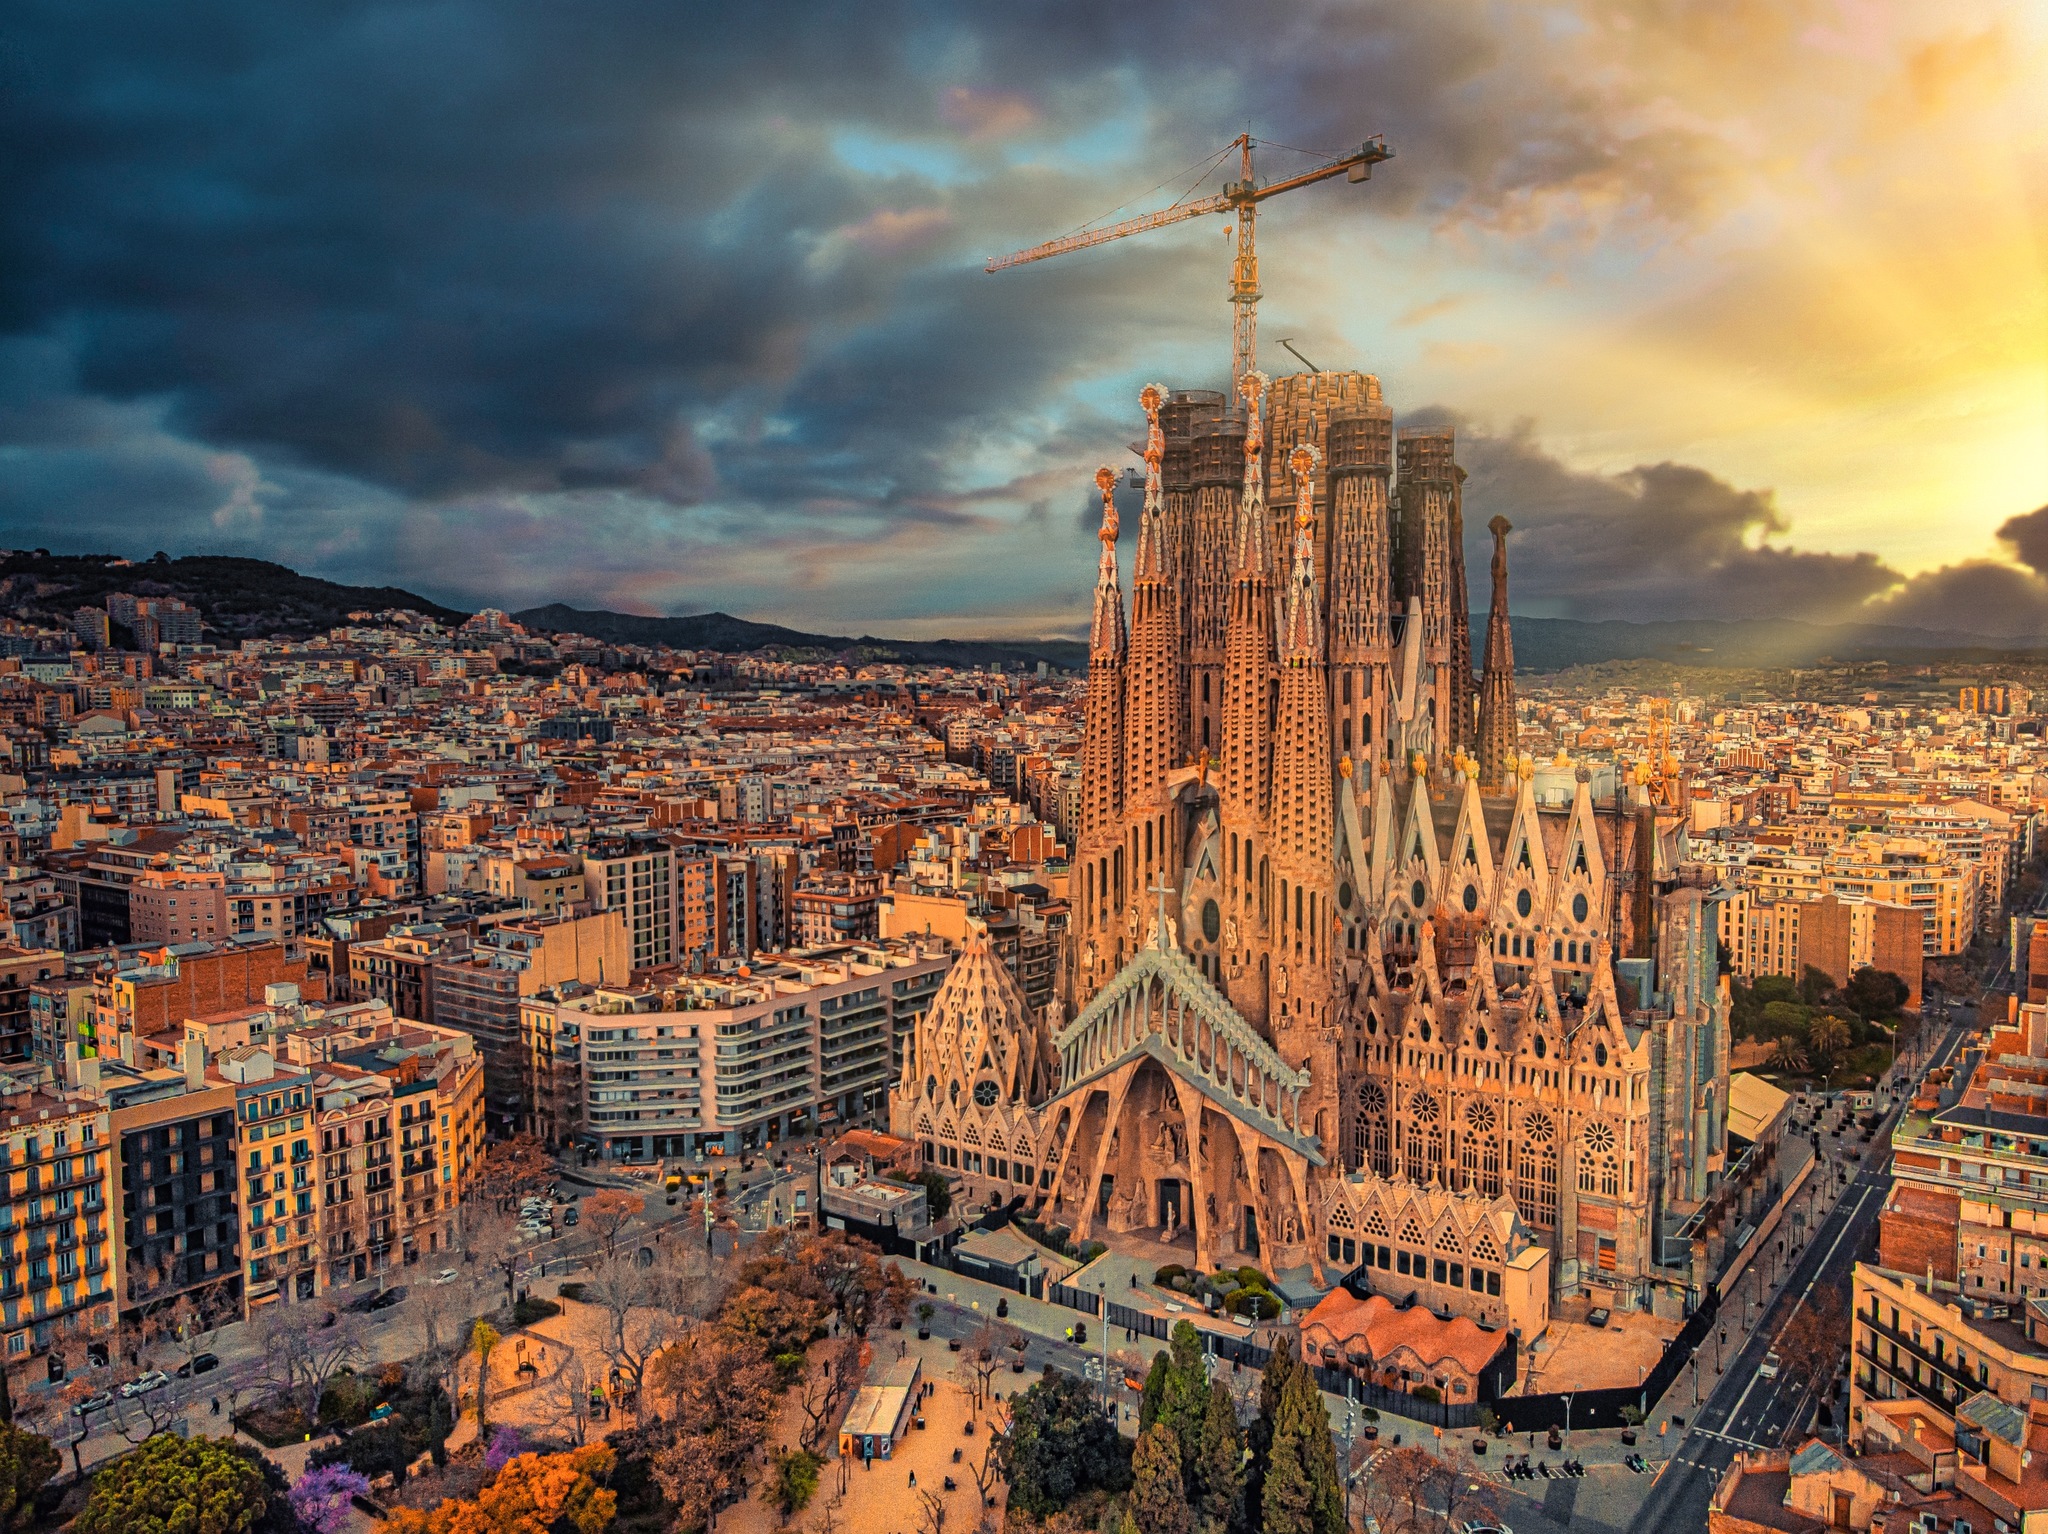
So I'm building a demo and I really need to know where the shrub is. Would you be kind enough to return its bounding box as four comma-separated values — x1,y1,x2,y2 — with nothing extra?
512,1296,561,1326
1153,1265,1188,1286
77,1435,269,1534
557,1282,587,1302
289,1466,373,1534
483,1427,523,1473
1078,1241,1108,1263
317,1372,370,1427
761,1447,821,1517
1411,1385,1441,1404
0,1422,58,1531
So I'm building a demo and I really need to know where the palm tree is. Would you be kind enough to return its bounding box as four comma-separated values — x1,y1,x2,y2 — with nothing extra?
1808,1016,1852,1070
1769,1034,1809,1075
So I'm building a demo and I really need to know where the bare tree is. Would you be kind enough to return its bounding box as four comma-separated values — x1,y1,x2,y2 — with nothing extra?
795,1332,864,1454
466,1207,532,1306
966,1393,1010,1518
255,1302,368,1426
961,1318,1006,1407
411,1269,476,1359
532,1349,593,1447
913,1487,947,1534
581,1190,644,1263
579,1251,684,1406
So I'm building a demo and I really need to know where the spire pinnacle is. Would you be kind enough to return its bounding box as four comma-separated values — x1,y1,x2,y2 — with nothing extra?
1234,369,1271,576
1135,383,1169,582
1094,464,1119,546
1282,441,1323,662
1089,464,1126,659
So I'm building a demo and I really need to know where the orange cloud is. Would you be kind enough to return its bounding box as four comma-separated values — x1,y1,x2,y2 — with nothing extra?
939,85,1037,140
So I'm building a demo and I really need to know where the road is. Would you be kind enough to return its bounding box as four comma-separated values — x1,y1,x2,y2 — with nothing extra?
1623,1005,1974,1534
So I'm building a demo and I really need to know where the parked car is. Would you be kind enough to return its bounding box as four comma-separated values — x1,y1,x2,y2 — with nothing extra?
70,1392,113,1417
119,1370,169,1399
368,1289,404,1312
1758,1351,1782,1379
1586,1307,1611,1328
175,1352,220,1377
563,1208,579,1226
433,1268,460,1285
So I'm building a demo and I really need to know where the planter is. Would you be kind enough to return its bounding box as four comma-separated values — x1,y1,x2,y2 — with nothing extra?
918,1329,931,1340
1620,1430,1638,1446
1471,1440,1486,1455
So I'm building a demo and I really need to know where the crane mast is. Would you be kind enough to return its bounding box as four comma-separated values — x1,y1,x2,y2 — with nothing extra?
986,132,1392,391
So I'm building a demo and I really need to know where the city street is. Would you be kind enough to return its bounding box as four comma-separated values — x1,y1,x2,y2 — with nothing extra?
1620,1004,1975,1534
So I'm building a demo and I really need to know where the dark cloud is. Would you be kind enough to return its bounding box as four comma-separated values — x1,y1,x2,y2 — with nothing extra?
0,0,1767,619
1997,506,2048,576
1446,418,1899,623
1857,561,2048,639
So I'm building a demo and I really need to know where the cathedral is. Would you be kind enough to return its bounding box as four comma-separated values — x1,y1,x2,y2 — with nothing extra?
893,370,1732,1326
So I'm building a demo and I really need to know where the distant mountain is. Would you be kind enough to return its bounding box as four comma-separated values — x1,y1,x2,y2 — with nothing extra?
514,603,1089,671
1506,615,2048,672
0,551,466,640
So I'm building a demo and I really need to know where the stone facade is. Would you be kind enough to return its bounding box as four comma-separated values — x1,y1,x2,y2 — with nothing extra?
893,373,1732,1315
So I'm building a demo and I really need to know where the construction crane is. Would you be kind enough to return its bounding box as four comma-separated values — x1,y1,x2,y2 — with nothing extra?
985,132,1393,389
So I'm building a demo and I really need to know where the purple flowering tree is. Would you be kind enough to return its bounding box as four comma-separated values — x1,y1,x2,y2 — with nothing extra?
483,1425,523,1473
289,1464,373,1534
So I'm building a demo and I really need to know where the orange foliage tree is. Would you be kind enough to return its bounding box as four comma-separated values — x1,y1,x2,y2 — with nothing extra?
386,1446,617,1534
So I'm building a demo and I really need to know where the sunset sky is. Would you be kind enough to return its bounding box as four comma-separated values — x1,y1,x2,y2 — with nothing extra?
2,0,2044,636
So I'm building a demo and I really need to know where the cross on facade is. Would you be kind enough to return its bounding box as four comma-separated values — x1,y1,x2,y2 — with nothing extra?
1148,876,1175,949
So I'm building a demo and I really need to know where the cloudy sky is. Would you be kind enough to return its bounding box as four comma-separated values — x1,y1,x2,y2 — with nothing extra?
2,1,2044,637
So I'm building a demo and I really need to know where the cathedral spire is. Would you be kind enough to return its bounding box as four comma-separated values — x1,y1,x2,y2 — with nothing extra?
1124,383,1184,812
1222,369,1277,831
1282,442,1324,663
1081,464,1126,842
1476,515,1517,789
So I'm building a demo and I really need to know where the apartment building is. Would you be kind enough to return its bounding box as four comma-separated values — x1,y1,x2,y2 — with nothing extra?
349,923,472,1027
128,854,351,947
538,938,951,1160
582,835,676,969
0,1081,114,1384
220,1048,320,1308
1730,835,1976,959
101,1058,241,1324
1848,992,2048,1527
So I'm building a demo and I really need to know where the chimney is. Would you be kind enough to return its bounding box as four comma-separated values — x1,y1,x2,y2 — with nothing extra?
181,1037,206,1091
78,1056,100,1094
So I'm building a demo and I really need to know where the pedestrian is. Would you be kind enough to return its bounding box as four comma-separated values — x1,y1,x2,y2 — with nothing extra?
909,1471,916,1488
211,1397,220,1416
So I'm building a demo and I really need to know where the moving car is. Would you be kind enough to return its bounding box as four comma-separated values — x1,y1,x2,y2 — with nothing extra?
433,1268,460,1285
562,1207,579,1226
175,1352,220,1377
70,1392,113,1417
119,1370,169,1398
1758,1351,1782,1379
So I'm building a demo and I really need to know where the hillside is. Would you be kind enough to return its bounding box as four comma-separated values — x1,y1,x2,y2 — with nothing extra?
513,603,1089,671
1507,615,2048,672
0,551,466,641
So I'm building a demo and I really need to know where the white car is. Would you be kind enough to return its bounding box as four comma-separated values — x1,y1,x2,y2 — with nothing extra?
433,1268,460,1285
119,1370,170,1399
1758,1351,1782,1379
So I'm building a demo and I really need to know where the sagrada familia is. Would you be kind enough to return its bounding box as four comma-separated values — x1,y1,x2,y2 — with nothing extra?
893,369,1734,1329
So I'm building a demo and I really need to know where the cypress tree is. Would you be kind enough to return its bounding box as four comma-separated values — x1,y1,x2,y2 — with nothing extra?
1195,1377,1246,1534
1141,1351,1172,1433
1159,1320,1211,1482
1260,1365,1342,1534
1129,1423,1194,1534
1245,1334,1299,1521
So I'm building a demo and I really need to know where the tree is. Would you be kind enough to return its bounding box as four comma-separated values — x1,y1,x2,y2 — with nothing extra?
256,1303,367,1429
472,1321,501,1436
760,1447,822,1518
1808,1015,1852,1070
1259,1363,1341,1534
578,1253,686,1405
386,1446,617,1534
534,1351,593,1449
789,1232,913,1336
962,1319,1008,1407
795,1333,863,1455
1128,1424,1192,1534
581,1191,644,1264
288,1466,372,1534
1139,1351,1170,1432
1768,1034,1810,1075
999,1369,1132,1518
1800,965,1836,1008
0,1424,57,1530
1780,1287,1850,1391
646,1325,781,1530
1244,1333,1301,1521
1193,1379,1245,1532
76,1434,270,1534
1155,1322,1209,1486
1844,967,1910,1021
472,1135,554,1214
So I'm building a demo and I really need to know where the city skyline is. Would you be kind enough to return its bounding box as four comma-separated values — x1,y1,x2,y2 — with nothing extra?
2,1,2044,641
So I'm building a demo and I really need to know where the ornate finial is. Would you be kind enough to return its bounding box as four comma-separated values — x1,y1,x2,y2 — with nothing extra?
1517,753,1534,781
1338,754,1354,780
1240,369,1268,457
1410,750,1428,780
1289,442,1321,530
1198,746,1212,786
1094,465,1119,545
